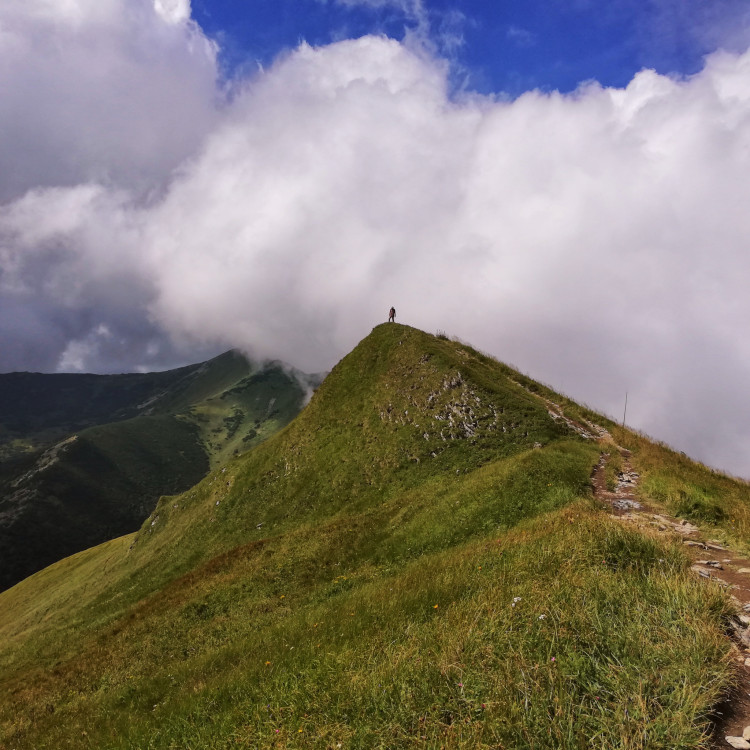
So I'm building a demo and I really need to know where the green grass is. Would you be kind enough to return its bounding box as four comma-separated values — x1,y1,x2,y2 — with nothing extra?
0,507,732,750
603,449,624,491
611,426,750,550
0,325,739,749
184,364,310,468
471,347,750,550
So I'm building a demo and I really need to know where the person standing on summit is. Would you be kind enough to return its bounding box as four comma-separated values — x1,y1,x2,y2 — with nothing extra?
388,306,396,323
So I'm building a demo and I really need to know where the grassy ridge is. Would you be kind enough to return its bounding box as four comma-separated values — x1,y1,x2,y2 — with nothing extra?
1,325,575,653
0,325,737,748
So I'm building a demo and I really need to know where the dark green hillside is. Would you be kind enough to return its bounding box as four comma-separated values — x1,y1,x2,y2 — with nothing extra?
0,352,315,591
182,359,317,469
0,350,305,461
0,364,200,461
0,415,208,592
0,325,738,749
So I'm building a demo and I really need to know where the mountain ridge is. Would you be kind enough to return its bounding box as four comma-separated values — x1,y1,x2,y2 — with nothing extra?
0,324,745,749
0,350,319,591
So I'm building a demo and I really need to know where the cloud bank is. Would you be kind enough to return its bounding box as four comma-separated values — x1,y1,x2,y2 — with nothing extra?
2,1,750,476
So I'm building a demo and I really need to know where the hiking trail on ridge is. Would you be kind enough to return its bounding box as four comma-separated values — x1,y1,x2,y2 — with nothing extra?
517,381,750,749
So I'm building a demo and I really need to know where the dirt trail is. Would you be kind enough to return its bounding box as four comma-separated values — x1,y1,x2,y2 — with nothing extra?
592,444,750,748
511,381,750,745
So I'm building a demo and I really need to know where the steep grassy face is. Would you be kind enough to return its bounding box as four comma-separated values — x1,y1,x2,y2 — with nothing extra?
183,363,317,469
124,325,578,578
0,326,736,749
0,352,312,591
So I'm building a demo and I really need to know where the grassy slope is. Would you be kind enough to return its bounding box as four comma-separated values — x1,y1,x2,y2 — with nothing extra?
494,366,750,554
0,350,308,463
0,415,208,592
184,363,315,469
611,426,750,550
0,325,736,749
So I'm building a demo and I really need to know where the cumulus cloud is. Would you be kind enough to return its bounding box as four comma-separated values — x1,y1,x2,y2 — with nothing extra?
0,0,218,202
324,0,464,59
2,5,750,476
0,0,221,372
154,0,191,24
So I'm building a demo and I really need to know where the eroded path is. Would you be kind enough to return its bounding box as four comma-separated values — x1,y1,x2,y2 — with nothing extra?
592,445,750,748
510,379,750,745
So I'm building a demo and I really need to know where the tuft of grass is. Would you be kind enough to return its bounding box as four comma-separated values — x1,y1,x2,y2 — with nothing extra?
603,449,624,491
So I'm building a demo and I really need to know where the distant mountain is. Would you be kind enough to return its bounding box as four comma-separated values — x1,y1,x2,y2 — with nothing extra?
0,351,321,591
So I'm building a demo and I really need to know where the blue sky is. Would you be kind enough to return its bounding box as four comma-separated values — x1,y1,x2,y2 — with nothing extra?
192,0,750,95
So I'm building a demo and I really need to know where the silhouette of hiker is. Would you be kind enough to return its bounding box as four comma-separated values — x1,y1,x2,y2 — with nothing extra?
388,306,396,323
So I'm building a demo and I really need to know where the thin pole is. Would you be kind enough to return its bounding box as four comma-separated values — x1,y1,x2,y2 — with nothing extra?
622,391,628,427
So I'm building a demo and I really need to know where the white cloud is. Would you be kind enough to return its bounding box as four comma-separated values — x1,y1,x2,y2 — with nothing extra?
57,324,113,373
1,0,123,27
325,0,465,58
0,0,218,202
2,13,750,476
154,0,191,24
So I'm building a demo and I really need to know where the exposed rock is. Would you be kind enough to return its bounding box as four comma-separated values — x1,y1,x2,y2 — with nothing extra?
9,435,79,489
725,736,750,749
612,499,641,511
674,521,700,535
730,619,750,649
695,560,723,569
649,514,698,535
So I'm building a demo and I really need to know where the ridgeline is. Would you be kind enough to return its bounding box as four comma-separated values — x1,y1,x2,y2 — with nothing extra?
1,324,747,749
